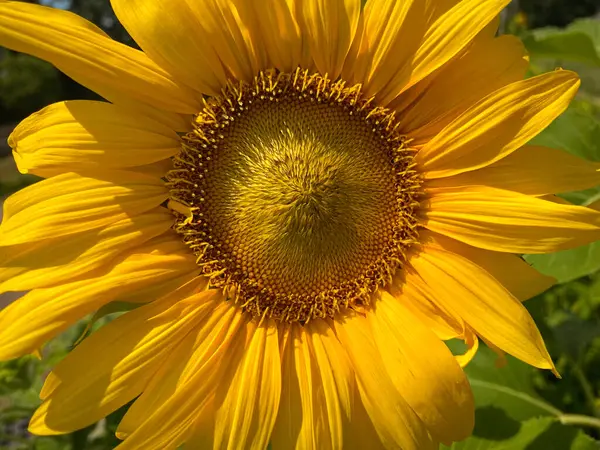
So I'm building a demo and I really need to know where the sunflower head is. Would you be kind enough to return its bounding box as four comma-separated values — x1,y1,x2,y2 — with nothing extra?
0,0,594,449
169,69,421,322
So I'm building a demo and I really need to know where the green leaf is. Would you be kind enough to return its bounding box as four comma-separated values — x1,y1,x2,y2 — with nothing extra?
522,22,600,67
456,344,562,421
446,345,600,449
442,417,600,450
569,19,600,54
89,301,142,326
525,245,600,284
523,32,600,67
530,101,600,163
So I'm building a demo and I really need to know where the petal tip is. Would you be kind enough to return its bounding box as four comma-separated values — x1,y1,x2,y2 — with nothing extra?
28,409,53,436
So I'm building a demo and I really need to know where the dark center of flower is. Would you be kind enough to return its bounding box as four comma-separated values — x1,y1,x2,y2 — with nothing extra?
168,69,421,323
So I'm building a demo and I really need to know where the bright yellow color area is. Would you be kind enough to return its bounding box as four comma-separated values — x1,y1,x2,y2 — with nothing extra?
0,0,597,449
170,69,421,322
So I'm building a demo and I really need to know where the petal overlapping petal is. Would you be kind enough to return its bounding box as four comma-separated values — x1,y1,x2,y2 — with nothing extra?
422,231,555,301
212,321,281,450
110,0,261,95
307,320,354,449
335,313,437,450
248,0,307,72
428,145,600,196
114,306,246,450
271,323,352,450
115,299,237,439
0,209,172,293
396,35,528,138
10,101,181,177
416,71,580,178
343,390,386,450
388,274,463,341
408,244,555,371
343,0,417,93
29,284,215,435
370,291,474,444
0,172,168,245
425,186,600,253
0,1,200,114
352,0,509,104
299,0,361,79
0,237,198,361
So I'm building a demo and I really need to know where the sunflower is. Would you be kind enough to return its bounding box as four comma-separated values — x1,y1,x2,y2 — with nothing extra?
0,0,597,448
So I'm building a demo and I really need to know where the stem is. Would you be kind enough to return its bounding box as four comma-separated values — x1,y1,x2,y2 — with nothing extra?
560,414,600,430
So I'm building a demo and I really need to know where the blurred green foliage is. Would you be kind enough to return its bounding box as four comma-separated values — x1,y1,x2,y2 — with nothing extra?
2,1,600,449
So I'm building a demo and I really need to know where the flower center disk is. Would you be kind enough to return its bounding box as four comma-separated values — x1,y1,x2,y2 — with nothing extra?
168,69,421,323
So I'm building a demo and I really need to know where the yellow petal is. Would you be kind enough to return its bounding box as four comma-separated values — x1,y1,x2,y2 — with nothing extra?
390,268,481,368
115,334,199,441
423,231,555,300
110,0,259,94
408,244,555,371
388,271,463,341
0,171,168,245
115,272,201,305
396,35,528,138
299,0,361,79
30,286,217,436
428,145,600,196
425,185,600,253
343,388,386,450
454,327,480,368
244,0,305,73
115,299,237,439
270,327,304,450
129,159,174,180
10,101,180,177
370,291,474,444
114,99,193,134
335,313,437,450
0,1,200,114
213,320,281,450
177,406,217,450
114,306,246,450
0,209,172,293
295,328,327,450
344,0,416,92
481,14,501,38
369,0,510,104
307,320,354,448
0,238,198,361
345,0,461,91
272,323,347,450
416,70,580,178
389,11,503,119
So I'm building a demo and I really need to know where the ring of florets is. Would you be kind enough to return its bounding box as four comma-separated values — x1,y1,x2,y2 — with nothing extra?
167,68,422,323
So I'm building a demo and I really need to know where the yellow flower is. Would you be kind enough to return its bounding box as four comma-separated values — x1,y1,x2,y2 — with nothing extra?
0,0,596,448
